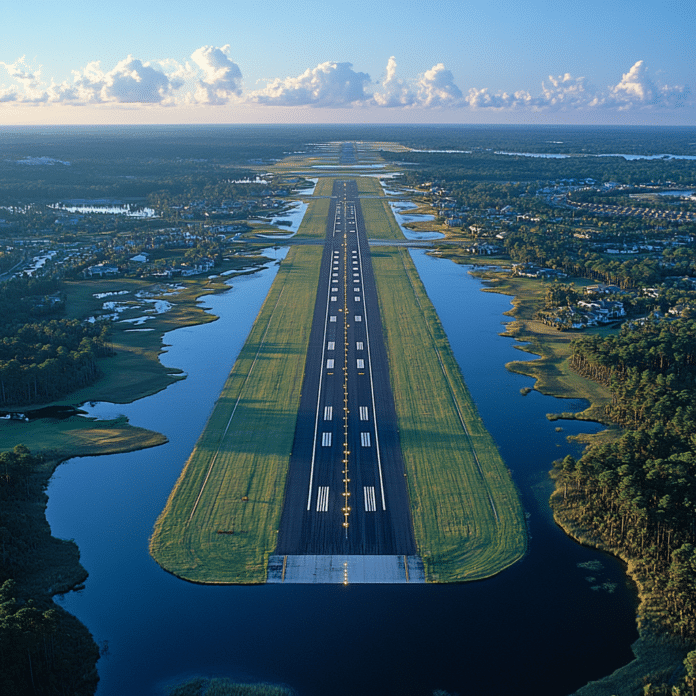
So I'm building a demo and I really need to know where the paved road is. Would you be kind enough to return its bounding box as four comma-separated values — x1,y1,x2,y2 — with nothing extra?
275,180,416,556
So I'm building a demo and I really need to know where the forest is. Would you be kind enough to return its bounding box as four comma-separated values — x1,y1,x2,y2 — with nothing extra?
0,446,100,695
552,319,696,647
0,278,111,407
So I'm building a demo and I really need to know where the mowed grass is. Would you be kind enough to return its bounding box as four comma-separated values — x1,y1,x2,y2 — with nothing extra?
359,198,404,241
293,196,331,240
355,177,385,195
372,246,527,581
312,177,337,197
149,245,322,583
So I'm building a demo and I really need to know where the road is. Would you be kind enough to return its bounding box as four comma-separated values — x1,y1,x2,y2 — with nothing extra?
274,180,417,556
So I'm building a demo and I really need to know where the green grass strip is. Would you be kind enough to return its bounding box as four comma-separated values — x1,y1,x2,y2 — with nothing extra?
371,245,527,582
359,198,404,240
312,177,336,197
150,245,321,583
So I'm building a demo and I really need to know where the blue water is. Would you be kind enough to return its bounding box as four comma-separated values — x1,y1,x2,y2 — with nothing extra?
46,249,638,696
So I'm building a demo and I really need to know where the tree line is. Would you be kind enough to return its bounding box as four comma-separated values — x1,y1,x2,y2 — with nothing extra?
554,317,696,644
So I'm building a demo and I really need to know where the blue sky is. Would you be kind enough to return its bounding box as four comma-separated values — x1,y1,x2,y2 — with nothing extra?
1,0,693,125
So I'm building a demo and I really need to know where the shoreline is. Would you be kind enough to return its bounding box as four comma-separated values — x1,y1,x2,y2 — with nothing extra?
452,256,691,694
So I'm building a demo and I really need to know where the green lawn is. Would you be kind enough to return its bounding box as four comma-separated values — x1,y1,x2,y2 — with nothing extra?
150,245,321,583
359,198,405,240
371,246,527,581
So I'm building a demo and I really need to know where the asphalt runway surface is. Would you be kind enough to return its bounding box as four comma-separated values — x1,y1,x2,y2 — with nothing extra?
275,180,417,556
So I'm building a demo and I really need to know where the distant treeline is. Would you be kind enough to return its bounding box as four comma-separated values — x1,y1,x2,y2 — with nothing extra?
389,150,696,185
502,227,696,289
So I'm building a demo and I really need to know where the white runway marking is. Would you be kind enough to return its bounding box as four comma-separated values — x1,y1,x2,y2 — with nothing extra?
360,432,371,447
357,359,364,369
359,406,369,421
326,359,334,368
324,406,333,420
316,486,329,512
364,486,376,512
322,432,332,447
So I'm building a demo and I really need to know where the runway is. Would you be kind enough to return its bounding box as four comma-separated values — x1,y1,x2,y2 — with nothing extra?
272,180,420,579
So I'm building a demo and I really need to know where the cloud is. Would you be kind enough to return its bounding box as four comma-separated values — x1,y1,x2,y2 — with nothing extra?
102,56,175,103
416,63,463,107
604,60,689,109
373,56,416,107
464,87,533,109
1,55,179,104
190,45,242,104
0,57,46,102
0,52,691,115
540,73,594,108
0,57,42,89
249,61,370,107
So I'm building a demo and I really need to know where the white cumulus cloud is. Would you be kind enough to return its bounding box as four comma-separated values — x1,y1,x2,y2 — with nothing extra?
416,63,463,107
190,45,243,104
604,60,689,109
373,56,416,107
539,73,594,108
249,61,370,107
464,87,533,109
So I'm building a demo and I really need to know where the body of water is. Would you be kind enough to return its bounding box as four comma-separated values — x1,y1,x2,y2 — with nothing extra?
496,151,696,161
388,201,443,241
45,248,638,696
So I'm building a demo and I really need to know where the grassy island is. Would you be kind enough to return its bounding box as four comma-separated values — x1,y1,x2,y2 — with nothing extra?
151,176,526,583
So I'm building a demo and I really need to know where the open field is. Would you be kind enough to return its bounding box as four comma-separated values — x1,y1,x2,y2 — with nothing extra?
312,177,337,197
149,245,321,583
355,177,385,195
291,196,331,239
372,246,527,581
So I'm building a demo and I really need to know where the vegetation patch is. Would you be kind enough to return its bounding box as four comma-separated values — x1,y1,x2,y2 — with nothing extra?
359,198,405,240
56,255,273,406
150,245,321,583
372,245,527,581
